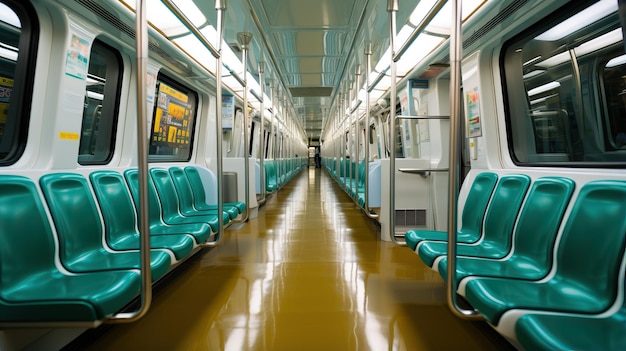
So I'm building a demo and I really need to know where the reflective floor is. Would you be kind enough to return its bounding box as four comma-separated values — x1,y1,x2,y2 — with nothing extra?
78,168,513,350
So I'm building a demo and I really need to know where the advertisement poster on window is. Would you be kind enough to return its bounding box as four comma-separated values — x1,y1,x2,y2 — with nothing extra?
151,82,193,147
222,95,234,129
65,34,90,80
466,86,482,137
0,75,13,139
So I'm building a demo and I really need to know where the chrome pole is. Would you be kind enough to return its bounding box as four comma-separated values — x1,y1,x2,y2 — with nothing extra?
363,43,379,219
108,0,151,322
354,66,361,206
202,0,227,247
447,0,483,320
258,61,266,203
387,0,405,245
236,32,252,223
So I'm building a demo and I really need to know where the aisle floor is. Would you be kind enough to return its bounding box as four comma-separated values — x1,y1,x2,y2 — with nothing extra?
80,168,513,350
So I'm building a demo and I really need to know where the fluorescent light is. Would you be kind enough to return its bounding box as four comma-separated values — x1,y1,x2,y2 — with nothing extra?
397,34,444,76
523,55,542,66
606,54,626,68
374,48,391,73
574,28,622,57
358,88,366,103
173,34,217,71
528,81,560,96
535,0,617,41
427,0,486,29
523,70,545,79
535,28,622,68
0,46,17,61
0,2,20,28
536,51,569,68
530,93,558,106
120,0,206,37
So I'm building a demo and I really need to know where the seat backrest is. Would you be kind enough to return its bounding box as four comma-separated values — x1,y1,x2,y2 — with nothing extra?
90,170,138,243
263,161,276,184
169,167,196,213
555,180,626,308
184,166,211,208
124,168,164,226
149,168,182,221
0,176,57,287
480,174,530,246
511,177,575,273
39,173,105,265
458,172,499,235
358,161,366,187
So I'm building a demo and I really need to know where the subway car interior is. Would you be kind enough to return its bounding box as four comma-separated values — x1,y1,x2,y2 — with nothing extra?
1,0,626,350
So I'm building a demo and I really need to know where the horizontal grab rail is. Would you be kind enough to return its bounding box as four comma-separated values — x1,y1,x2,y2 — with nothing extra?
395,115,450,120
161,0,220,59
398,168,449,174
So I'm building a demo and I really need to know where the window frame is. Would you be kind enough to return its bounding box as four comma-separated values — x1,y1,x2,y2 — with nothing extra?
78,38,123,165
148,73,198,162
501,0,626,168
0,0,38,166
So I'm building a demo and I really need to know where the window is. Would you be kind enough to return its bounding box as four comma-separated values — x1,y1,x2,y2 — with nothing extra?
0,1,37,165
149,74,197,161
503,0,626,166
78,39,122,165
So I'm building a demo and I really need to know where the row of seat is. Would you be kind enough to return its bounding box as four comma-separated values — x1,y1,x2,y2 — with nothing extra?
263,158,305,193
406,172,626,350
0,166,245,324
324,157,381,209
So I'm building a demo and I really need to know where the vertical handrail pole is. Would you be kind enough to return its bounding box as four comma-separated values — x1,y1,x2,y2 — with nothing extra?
363,43,379,219
237,32,252,222
258,62,266,202
211,0,226,246
447,0,483,320
354,66,362,206
108,0,151,322
388,0,405,245
268,79,278,179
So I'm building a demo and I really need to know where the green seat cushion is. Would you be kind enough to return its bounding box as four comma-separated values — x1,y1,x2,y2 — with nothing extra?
39,173,172,281
0,175,140,322
90,170,194,260
516,312,626,351
125,169,213,244
438,177,574,283
465,180,626,325
405,172,498,250
417,174,530,267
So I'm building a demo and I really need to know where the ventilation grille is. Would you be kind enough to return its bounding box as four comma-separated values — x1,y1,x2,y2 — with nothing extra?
463,0,529,49
395,209,426,227
437,0,530,64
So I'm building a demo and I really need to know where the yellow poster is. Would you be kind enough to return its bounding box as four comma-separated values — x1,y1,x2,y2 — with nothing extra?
168,126,178,142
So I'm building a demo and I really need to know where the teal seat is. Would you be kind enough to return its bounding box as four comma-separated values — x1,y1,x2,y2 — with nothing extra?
90,170,195,260
149,168,229,231
465,180,626,325
124,169,212,245
39,173,171,281
418,174,530,267
515,306,626,351
180,167,245,216
438,177,574,282
263,161,278,192
406,172,498,250
0,175,140,322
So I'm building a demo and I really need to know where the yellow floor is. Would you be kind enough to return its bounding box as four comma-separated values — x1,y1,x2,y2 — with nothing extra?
79,168,512,350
